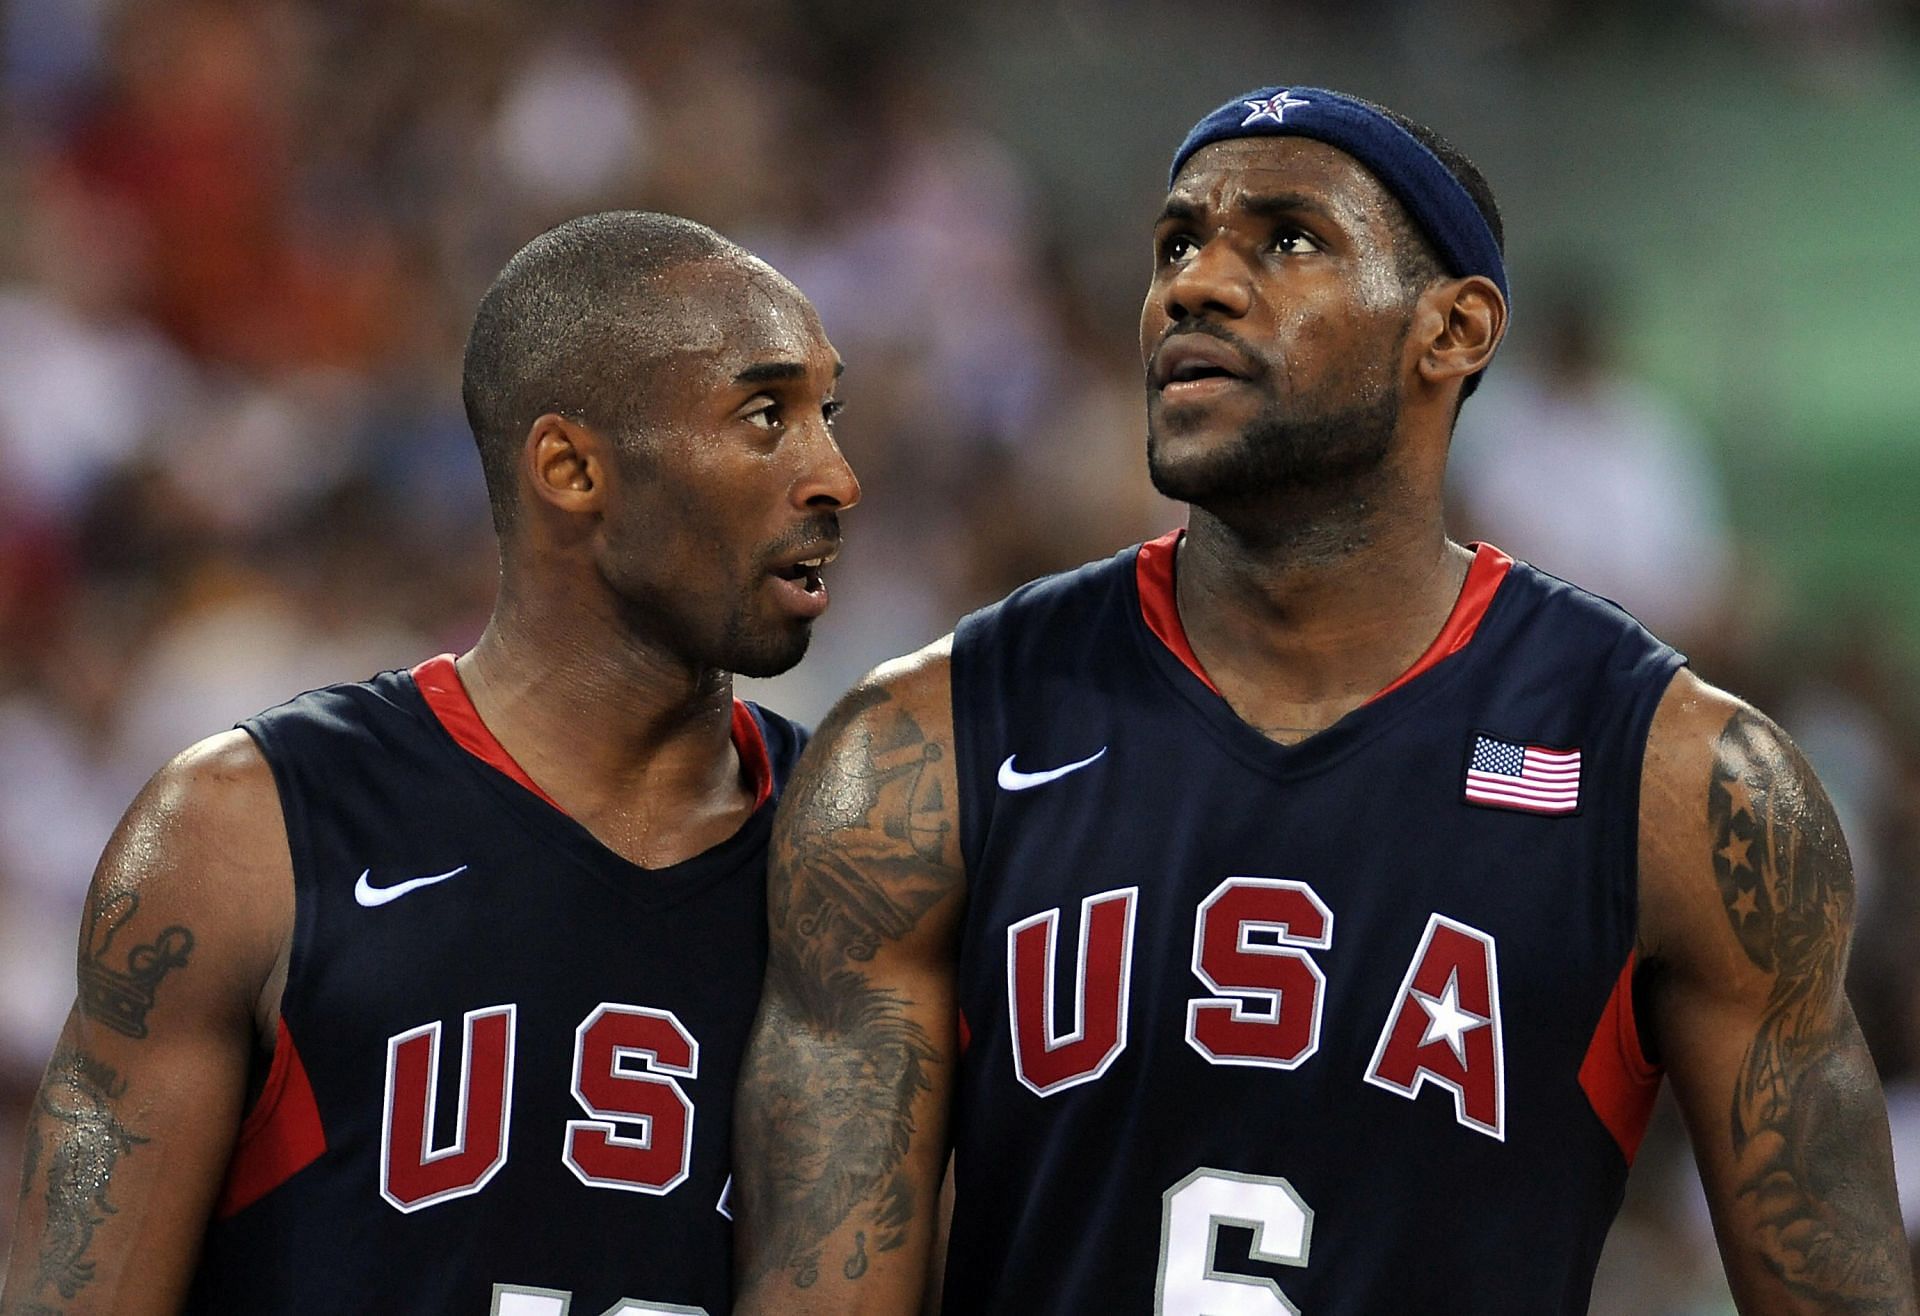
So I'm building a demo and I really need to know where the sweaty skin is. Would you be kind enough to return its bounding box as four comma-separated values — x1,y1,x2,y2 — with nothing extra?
731,132,1914,1314
0,234,860,1315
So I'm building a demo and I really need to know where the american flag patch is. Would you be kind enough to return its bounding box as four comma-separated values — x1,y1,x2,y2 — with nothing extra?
1463,735,1581,815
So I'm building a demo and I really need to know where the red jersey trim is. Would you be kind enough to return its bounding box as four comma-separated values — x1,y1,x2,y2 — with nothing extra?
1578,951,1663,1163
215,1020,326,1218
412,654,563,811
1136,532,1219,694
732,699,774,811
411,654,773,815
1133,533,1514,703
1371,544,1513,701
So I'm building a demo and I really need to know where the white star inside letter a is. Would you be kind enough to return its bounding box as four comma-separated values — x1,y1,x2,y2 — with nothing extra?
1413,972,1488,1066
1242,91,1310,126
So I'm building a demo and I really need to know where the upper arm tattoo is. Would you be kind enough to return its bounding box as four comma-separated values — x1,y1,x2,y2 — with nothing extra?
1708,709,1908,1306
739,685,962,1290
78,890,195,1039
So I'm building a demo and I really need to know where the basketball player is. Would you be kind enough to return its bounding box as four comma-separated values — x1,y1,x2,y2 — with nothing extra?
732,90,1915,1313
0,212,858,1314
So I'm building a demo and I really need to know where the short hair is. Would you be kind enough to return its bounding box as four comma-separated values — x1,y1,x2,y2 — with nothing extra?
461,211,744,532
1355,98,1505,294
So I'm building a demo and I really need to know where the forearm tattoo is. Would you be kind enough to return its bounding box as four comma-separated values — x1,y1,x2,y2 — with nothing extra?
739,685,960,1290
23,1047,148,1303
1709,710,1909,1307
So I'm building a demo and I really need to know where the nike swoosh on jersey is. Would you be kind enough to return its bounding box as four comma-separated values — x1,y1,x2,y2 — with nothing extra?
997,748,1108,791
353,865,470,908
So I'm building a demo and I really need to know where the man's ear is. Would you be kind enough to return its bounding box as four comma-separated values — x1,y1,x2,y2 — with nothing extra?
524,413,609,517
1415,275,1507,388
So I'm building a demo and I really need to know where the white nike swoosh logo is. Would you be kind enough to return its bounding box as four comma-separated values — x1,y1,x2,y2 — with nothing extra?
354,865,470,908
997,748,1108,791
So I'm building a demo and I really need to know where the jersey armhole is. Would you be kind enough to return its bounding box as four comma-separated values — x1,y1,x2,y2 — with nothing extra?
1578,953,1663,1163
215,1019,327,1218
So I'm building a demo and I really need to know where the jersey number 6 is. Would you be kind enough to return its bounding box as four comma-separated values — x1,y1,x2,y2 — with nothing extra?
1158,1168,1312,1315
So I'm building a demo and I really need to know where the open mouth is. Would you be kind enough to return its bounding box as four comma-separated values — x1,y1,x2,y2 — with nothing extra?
771,552,833,594
1153,334,1256,394
1167,360,1241,384
765,542,840,618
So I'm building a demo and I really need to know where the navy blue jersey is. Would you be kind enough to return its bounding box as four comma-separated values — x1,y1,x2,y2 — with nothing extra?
185,655,803,1315
943,535,1684,1315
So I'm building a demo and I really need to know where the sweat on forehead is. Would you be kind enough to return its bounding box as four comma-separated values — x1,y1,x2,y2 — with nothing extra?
644,257,813,357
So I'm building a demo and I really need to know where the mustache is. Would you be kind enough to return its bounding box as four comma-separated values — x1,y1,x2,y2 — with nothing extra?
761,512,842,560
1146,320,1272,385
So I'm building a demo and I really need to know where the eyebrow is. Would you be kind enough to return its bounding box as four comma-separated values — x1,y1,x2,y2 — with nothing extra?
1157,192,1338,228
732,360,846,387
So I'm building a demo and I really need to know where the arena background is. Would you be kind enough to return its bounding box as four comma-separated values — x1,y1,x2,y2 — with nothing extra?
2,0,1919,1307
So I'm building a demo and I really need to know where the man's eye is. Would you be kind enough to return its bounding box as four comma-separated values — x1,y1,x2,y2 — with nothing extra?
1163,234,1199,263
743,405,779,430
1274,231,1321,255
822,399,844,427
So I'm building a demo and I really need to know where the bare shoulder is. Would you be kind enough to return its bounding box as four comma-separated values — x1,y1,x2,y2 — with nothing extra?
812,634,954,749
82,728,293,1034
126,728,281,841
1636,667,1849,972
778,633,961,887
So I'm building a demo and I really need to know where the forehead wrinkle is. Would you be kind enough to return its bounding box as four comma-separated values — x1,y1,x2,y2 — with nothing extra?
1175,137,1400,231
1163,140,1414,315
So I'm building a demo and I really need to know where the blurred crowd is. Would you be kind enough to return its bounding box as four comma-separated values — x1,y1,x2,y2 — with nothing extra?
2,1,1918,1310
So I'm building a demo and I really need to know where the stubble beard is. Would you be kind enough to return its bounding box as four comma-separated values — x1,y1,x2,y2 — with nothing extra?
1146,336,1408,556
718,605,814,679
1147,385,1401,504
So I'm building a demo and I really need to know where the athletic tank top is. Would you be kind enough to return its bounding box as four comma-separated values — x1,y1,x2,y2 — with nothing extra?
943,534,1684,1315
185,656,803,1315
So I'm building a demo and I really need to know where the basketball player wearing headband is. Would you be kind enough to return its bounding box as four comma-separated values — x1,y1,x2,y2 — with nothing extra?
731,88,1914,1313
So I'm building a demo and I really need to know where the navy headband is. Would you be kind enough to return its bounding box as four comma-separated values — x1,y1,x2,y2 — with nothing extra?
1169,86,1508,308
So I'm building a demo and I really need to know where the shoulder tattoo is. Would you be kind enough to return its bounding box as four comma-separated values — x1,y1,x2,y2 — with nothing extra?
1708,709,1907,1304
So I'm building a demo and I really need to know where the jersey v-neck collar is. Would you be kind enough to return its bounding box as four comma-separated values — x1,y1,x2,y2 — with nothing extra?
403,655,775,901
409,653,773,816
1134,530,1513,703
1128,531,1515,779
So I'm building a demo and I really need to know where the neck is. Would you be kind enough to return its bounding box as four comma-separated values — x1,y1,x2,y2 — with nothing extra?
1175,466,1469,739
454,565,748,867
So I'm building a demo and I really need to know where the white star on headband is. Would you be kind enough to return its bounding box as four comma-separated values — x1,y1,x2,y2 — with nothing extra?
1241,91,1311,126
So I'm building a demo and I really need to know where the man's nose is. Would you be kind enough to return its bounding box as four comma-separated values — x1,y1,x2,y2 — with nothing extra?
1163,238,1253,322
794,427,860,512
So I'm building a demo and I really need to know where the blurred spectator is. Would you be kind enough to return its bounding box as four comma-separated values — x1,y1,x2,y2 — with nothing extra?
1,5,1917,1308
1450,271,1736,657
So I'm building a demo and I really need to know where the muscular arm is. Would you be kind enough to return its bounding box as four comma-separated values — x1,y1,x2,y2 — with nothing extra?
1,732,291,1315
733,641,966,1314
1638,670,1915,1313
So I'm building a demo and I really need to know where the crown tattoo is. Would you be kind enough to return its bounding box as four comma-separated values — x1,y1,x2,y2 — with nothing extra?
79,891,195,1039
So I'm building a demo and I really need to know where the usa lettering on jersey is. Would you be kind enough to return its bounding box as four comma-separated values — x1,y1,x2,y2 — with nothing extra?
1006,882,1505,1139
381,1000,705,1213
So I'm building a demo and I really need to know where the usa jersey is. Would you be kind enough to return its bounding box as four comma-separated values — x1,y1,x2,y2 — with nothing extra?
944,534,1684,1315
185,655,802,1314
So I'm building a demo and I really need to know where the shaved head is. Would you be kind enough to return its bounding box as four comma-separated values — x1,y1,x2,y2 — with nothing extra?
461,211,757,532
